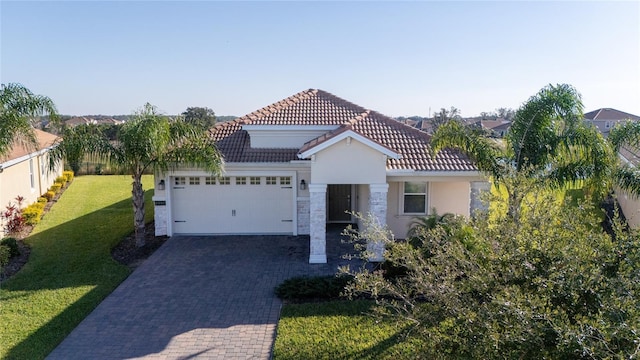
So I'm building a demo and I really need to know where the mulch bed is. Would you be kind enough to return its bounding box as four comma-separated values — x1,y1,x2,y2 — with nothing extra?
111,222,168,269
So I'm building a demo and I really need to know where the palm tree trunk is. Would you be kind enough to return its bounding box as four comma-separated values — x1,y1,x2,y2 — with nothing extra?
132,174,146,247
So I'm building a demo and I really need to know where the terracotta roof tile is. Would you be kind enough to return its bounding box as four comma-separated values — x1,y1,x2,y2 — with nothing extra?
209,89,476,171
1,129,60,163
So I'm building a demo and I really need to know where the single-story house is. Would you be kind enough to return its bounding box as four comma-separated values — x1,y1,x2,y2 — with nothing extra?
153,89,488,263
584,108,640,137
0,129,63,236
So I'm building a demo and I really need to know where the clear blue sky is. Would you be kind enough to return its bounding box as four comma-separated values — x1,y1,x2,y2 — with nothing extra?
1,1,639,118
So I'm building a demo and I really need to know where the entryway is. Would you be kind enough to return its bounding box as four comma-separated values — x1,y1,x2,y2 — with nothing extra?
327,184,355,223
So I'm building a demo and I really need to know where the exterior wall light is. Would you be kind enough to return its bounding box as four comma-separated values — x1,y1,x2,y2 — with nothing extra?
300,179,306,190
157,179,165,190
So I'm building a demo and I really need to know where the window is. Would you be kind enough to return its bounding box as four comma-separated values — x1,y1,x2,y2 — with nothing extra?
205,176,216,185
189,177,200,185
250,176,261,185
403,182,427,214
266,176,277,185
236,177,247,185
174,177,186,185
218,177,230,185
280,176,291,185
29,159,35,190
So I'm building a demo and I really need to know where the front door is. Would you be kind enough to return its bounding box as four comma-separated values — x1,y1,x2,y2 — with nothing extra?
327,184,354,222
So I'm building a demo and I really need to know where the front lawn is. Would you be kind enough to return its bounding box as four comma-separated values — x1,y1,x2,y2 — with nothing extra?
273,300,428,360
0,175,154,360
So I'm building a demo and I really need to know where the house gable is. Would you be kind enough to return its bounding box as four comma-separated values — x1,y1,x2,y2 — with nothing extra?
308,136,389,184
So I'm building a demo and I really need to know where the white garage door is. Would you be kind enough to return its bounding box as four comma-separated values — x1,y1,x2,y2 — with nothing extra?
170,175,294,234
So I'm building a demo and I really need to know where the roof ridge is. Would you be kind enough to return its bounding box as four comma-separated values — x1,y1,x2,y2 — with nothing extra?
234,88,318,124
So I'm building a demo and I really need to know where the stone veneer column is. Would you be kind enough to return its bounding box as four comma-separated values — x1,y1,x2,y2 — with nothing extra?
367,183,389,262
308,184,327,264
154,203,167,236
470,181,491,216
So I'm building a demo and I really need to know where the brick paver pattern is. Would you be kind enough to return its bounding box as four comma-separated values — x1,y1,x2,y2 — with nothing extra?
47,228,359,359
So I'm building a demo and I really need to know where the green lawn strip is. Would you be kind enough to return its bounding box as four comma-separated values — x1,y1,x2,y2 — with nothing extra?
0,175,154,360
273,300,428,360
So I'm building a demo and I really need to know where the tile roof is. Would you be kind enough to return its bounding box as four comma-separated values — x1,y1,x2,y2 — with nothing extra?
584,108,640,121
1,129,60,163
209,89,476,172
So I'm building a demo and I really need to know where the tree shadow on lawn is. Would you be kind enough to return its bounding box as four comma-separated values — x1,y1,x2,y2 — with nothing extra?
2,190,154,360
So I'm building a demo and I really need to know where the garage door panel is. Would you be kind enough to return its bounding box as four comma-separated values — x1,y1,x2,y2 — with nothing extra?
171,176,293,234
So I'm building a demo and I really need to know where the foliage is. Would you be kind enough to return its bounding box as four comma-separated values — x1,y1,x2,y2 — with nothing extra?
181,106,217,130
341,196,640,359
63,170,74,182
55,176,67,186
37,197,48,204
0,175,153,360
0,245,9,268
43,191,55,201
0,237,20,258
22,203,44,225
0,83,58,156
432,84,614,223
50,183,62,193
275,275,353,301
1,196,26,236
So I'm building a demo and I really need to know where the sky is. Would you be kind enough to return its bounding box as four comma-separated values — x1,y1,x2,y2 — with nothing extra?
1,1,639,118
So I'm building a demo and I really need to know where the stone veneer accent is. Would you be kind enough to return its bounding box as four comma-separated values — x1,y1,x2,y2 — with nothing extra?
297,198,310,235
308,184,327,263
154,204,167,236
367,183,389,262
470,181,491,215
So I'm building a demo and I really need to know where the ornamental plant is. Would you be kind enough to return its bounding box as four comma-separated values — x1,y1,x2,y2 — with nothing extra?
1,196,25,236
342,191,640,359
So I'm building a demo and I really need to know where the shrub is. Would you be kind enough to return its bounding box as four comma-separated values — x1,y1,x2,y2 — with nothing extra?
1,196,25,236
43,191,55,201
37,197,48,204
22,204,43,225
49,183,62,193
63,170,74,182
0,237,20,258
55,176,67,187
275,274,354,301
0,245,10,268
342,195,640,359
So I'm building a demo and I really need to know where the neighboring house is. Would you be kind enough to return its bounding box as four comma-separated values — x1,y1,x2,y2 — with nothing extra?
584,108,640,136
617,146,640,228
65,116,123,127
153,89,487,263
584,108,640,228
0,129,63,235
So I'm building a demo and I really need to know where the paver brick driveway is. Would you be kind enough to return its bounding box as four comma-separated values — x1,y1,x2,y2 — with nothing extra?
47,230,357,359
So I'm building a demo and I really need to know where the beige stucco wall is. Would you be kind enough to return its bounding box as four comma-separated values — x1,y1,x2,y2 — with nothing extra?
616,189,640,229
0,152,62,236
386,180,471,239
310,138,386,184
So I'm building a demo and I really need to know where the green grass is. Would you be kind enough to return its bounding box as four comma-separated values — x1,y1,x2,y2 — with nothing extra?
273,300,428,360
0,175,154,360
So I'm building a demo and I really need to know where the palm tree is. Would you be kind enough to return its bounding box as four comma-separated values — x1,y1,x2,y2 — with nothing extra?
609,121,640,197
432,84,613,223
51,103,224,246
0,83,58,156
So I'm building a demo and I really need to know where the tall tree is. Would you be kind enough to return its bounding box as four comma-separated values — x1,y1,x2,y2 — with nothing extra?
428,106,461,134
182,107,216,130
0,83,58,156
51,103,224,246
432,84,614,222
